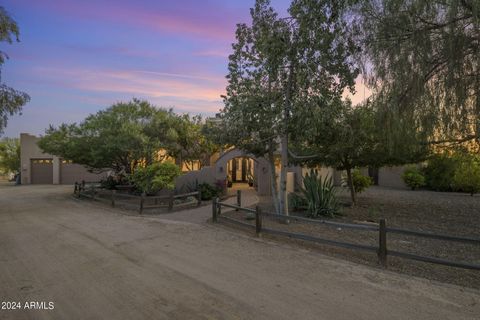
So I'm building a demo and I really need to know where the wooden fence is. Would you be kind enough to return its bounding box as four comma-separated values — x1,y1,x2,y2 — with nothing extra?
212,197,480,271
74,181,201,214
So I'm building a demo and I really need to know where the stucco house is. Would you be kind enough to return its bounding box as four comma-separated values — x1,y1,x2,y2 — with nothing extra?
20,133,106,184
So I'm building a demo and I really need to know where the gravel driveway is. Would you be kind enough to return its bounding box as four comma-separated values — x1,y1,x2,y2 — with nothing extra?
0,183,479,319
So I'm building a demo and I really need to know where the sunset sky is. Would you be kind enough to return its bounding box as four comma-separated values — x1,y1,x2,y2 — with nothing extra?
1,0,367,138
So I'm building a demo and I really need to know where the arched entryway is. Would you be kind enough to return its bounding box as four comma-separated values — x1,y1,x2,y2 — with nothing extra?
214,149,271,196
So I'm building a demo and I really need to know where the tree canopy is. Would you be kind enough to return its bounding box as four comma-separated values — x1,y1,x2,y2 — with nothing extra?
38,99,218,174
220,0,359,214
353,0,480,149
0,6,30,134
0,137,19,174
38,99,177,174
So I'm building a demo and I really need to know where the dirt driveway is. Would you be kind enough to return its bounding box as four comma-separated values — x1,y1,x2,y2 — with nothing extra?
0,184,479,320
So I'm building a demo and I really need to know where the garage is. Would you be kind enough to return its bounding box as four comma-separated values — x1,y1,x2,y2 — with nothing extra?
31,159,53,184
60,159,103,185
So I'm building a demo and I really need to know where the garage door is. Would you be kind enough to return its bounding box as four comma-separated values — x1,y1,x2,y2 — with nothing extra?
60,160,103,184
31,159,53,184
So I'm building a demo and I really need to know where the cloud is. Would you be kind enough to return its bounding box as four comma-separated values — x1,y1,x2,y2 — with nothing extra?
31,66,226,111
17,0,243,41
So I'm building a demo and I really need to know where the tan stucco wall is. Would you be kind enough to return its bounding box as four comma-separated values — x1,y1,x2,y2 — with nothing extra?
20,133,57,184
20,133,105,185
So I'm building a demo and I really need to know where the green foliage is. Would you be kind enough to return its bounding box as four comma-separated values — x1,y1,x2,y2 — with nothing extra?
130,162,181,195
219,0,359,215
288,192,308,211
354,0,480,147
351,170,372,194
297,169,338,218
424,154,459,191
197,182,223,201
402,165,426,190
0,6,30,133
100,175,129,190
0,137,19,174
38,99,177,174
167,114,219,170
453,155,480,196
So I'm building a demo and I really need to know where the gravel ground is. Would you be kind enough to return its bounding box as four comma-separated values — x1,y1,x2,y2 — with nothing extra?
222,186,480,289
4,184,480,319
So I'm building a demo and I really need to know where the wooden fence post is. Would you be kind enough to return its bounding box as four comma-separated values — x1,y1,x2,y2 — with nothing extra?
197,191,202,207
378,218,387,267
139,193,145,214
168,194,174,211
255,206,262,237
111,190,116,207
212,197,217,223
236,190,241,211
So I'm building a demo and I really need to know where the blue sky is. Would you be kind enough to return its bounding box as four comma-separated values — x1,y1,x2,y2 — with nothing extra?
1,0,291,137
1,0,368,138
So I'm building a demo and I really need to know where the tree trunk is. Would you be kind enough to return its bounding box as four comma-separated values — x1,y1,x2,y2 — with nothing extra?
279,134,288,216
268,147,280,215
346,166,356,206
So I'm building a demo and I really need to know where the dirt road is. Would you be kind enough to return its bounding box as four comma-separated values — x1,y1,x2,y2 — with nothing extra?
1,184,479,319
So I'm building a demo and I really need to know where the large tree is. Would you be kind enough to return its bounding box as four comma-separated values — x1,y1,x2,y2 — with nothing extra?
221,0,359,215
0,6,30,134
38,99,177,174
292,100,427,204
353,0,480,150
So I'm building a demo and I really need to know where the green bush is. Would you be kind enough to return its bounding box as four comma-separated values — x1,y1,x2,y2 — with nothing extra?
352,170,372,194
198,182,223,200
424,154,459,191
402,165,426,190
100,175,129,190
453,155,480,196
288,192,308,211
130,162,182,195
297,169,338,218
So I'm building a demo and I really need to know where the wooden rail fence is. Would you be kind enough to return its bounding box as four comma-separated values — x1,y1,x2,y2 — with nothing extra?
212,196,480,271
74,181,201,213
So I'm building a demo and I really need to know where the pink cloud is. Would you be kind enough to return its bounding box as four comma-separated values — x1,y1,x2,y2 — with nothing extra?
32,66,226,112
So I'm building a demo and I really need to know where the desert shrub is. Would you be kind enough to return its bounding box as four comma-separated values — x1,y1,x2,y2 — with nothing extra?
424,154,458,191
402,165,425,190
297,169,338,218
130,162,181,195
100,175,129,190
453,155,480,196
198,182,223,200
352,170,372,194
288,192,308,211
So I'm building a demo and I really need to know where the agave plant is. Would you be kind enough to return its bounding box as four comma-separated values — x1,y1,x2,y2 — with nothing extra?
298,169,338,218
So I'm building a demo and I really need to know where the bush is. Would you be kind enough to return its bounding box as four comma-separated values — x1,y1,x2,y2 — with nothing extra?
424,154,459,191
297,169,338,218
288,192,308,211
100,175,129,190
352,170,372,194
130,162,182,195
453,155,480,196
402,165,425,190
198,182,223,200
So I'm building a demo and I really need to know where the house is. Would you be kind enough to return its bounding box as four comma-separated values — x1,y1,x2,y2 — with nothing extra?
20,133,106,184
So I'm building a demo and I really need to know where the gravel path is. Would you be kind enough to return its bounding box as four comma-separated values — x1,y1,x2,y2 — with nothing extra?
1,184,479,319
